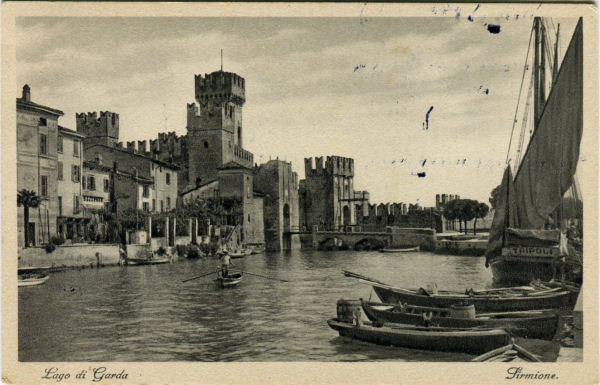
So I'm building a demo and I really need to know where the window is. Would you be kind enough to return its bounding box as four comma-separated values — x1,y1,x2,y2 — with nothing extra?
143,202,149,212
88,176,96,191
40,134,47,155
39,117,47,126
160,200,164,212
103,179,109,192
204,141,208,148
152,199,156,212
95,152,102,164
40,175,48,197
57,136,63,153
166,173,171,185
142,185,149,198
73,195,80,214
248,214,251,223
166,197,171,210
73,140,79,157
58,196,62,216
57,162,63,180
71,165,80,183
82,175,86,189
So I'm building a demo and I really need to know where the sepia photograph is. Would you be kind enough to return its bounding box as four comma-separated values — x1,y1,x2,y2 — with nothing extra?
2,2,598,384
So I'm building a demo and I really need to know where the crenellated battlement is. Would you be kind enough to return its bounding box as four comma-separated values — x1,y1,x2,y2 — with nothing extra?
435,193,461,209
233,144,253,165
195,71,245,106
76,110,119,146
304,155,355,177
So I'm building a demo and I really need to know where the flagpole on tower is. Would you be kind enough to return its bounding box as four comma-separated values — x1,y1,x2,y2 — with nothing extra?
221,49,223,71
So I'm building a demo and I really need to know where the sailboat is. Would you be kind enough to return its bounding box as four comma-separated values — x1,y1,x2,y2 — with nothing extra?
485,17,583,284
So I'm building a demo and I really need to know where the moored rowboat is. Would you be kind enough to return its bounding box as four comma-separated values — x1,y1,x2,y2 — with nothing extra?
327,318,510,355
370,282,571,312
380,246,420,253
18,274,50,287
361,300,559,340
472,343,542,362
127,256,171,265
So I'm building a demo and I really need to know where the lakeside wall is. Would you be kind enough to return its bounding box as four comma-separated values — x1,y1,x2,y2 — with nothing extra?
19,244,121,268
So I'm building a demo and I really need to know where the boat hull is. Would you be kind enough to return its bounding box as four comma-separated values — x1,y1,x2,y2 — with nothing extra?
372,285,571,312
489,257,555,285
214,273,243,288
18,274,50,287
127,258,170,265
327,319,509,355
380,246,420,253
361,301,559,340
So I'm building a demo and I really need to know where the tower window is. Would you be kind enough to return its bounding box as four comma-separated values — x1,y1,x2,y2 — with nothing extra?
204,141,208,148
57,136,63,153
166,172,171,185
39,134,47,155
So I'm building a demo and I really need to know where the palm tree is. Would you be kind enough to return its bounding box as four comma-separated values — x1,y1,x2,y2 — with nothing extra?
17,189,41,248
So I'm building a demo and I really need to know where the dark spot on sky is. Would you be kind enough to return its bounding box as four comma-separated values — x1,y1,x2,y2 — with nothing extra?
467,16,474,22
422,159,427,167
417,172,426,178
473,4,480,12
423,106,434,130
487,24,501,34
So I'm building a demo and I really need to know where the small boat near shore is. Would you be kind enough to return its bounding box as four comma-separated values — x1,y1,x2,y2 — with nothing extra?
327,318,509,355
472,342,542,362
214,272,243,288
361,300,559,340
126,256,171,265
343,271,572,312
370,282,570,312
18,273,50,287
228,250,248,259
380,246,420,253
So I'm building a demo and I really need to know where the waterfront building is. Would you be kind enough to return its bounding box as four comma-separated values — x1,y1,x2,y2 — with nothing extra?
166,69,265,246
299,156,370,231
16,85,63,247
254,160,301,251
56,126,86,240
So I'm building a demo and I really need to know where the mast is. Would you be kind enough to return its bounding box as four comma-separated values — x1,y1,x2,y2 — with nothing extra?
539,21,547,110
553,24,560,84
533,18,541,128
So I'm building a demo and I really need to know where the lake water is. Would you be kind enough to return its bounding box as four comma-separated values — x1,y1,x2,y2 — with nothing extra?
19,249,495,362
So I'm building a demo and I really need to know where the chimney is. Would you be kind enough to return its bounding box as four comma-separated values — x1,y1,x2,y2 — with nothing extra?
22,85,31,102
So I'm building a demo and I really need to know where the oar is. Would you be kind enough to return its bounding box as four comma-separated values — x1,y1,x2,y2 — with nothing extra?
182,269,219,283
240,270,289,282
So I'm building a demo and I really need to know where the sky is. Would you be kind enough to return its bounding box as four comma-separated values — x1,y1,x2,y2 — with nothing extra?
16,15,579,207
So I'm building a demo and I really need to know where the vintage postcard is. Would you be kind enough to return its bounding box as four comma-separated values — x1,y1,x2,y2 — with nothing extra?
2,2,598,385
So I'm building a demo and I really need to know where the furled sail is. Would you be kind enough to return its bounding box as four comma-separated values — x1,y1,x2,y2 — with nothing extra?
511,18,583,229
485,166,516,265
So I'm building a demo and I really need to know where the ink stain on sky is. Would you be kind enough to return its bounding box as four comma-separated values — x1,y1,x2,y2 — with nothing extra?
467,16,474,22
417,172,426,178
423,106,434,130
487,24,501,34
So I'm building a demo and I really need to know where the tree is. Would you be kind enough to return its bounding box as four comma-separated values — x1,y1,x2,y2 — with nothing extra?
473,202,490,235
489,184,501,209
443,198,487,235
17,189,41,248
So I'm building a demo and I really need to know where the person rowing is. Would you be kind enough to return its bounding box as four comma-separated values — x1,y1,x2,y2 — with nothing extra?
220,253,233,278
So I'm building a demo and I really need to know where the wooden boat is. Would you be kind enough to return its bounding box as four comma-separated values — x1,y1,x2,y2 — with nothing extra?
327,319,509,355
214,272,243,288
485,18,583,285
18,273,50,287
228,250,247,259
126,256,171,265
380,246,420,253
472,342,542,362
370,282,571,312
343,270,572,311
250,246,265,255
361,300,559,340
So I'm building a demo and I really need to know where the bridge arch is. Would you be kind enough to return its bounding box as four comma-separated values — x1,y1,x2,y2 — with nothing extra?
318,236,349,251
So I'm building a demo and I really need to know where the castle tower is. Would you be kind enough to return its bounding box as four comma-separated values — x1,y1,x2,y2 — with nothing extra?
76,111,119,148
187,70,252,187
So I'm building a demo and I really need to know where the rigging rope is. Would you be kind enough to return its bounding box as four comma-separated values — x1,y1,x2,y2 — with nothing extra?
505,24,535,166
515,76,534,168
